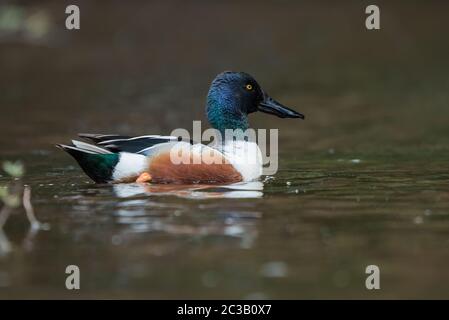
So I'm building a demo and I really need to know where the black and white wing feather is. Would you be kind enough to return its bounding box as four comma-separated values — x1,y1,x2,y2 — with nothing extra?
78,133,191,154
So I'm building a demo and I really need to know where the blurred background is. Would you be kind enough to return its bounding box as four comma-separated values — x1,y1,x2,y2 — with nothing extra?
0,0,448,299
1,0,448,152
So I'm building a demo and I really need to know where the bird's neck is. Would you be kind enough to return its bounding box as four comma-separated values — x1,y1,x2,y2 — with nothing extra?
206,93,249,136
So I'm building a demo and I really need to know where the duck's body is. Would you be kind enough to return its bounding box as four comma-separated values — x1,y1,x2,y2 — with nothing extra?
58,72,304,184
60,135,262,184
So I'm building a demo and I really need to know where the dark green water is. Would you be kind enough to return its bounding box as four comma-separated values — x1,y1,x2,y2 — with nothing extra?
0,1,448,298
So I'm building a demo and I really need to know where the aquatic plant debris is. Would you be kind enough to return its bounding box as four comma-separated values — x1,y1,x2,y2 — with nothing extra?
0,161,50,256
2,161,24,178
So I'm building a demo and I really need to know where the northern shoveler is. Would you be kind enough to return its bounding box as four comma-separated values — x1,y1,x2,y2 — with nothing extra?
57,71,304,184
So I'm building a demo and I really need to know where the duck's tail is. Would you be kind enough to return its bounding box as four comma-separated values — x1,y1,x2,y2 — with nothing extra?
57,140,148,183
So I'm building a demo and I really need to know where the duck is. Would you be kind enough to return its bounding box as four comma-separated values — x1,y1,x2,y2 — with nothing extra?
57,71,304,184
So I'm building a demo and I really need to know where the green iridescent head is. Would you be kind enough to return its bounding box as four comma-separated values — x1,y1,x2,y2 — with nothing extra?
206,71,304,135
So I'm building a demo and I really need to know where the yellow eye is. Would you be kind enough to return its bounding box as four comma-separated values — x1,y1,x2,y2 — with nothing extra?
245,84,253,91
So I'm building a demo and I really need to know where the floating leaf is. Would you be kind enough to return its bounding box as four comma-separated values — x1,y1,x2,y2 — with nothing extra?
2,161,24,178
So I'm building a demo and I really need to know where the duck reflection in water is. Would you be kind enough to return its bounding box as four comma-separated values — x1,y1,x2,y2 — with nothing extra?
111,181,264,249
112,181,264,199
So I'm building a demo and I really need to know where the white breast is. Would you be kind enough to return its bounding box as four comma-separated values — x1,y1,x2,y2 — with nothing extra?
221,141,263,182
